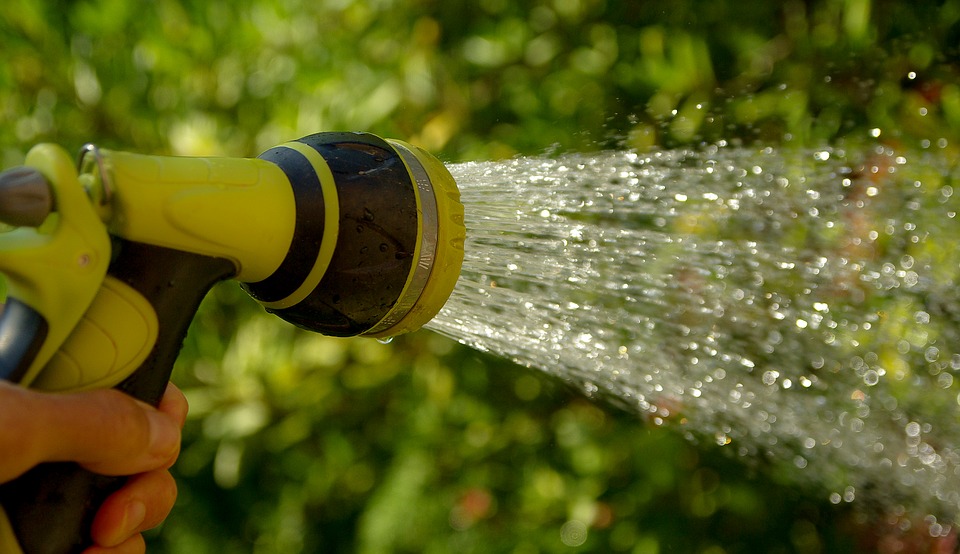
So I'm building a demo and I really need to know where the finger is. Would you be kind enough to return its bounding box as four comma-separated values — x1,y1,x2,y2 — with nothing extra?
89,470,177,548
0,383,180,480
81,532,145,554
157,383,188,430
48,389,181,476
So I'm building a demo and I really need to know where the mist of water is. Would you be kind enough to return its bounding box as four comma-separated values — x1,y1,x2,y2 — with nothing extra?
426,142,960,531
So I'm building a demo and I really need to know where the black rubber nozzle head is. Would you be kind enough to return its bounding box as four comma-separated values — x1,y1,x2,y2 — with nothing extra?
244,132,465,338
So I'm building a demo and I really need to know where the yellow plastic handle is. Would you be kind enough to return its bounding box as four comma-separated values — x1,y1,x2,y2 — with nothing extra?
0,508,22,554
98,150,297,282
0,144,111,387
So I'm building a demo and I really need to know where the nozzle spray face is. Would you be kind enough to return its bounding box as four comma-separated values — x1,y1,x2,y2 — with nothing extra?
242,132,465,338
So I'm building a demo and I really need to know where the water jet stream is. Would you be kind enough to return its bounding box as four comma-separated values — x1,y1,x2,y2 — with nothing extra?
426,143,960,531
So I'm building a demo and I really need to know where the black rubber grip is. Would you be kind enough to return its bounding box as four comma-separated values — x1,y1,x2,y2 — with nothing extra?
0,241,235,553
0,298,49,383
0,463,118,554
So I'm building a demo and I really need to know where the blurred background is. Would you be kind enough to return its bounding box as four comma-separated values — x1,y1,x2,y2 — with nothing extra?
3,0,960,552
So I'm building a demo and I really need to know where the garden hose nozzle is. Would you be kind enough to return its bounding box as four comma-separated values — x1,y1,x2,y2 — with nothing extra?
246,132,465,339
0,132,465,554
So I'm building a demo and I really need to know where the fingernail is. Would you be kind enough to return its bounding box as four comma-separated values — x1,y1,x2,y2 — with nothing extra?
104,500,146,547
122,500,147,540
147,410,180,461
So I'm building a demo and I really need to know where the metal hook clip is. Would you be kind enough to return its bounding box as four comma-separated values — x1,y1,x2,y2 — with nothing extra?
77,143,113,206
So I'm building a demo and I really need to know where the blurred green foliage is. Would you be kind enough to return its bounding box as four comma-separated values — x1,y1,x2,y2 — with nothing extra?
3,0,960,552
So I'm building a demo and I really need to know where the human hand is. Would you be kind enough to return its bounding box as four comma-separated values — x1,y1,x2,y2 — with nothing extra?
0,381,187,554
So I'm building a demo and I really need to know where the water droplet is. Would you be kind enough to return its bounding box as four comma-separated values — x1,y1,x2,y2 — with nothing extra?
863,370,879,386
376,336,394,345
560,520,588,547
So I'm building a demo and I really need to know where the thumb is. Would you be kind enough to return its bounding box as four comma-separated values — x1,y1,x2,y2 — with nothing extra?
0,383,181,482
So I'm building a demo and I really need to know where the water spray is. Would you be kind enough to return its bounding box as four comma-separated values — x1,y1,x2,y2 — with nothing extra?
426,144,960,539
0,132,465,553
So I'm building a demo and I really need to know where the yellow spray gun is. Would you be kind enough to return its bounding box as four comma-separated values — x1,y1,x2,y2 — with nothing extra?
0,132,466,553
